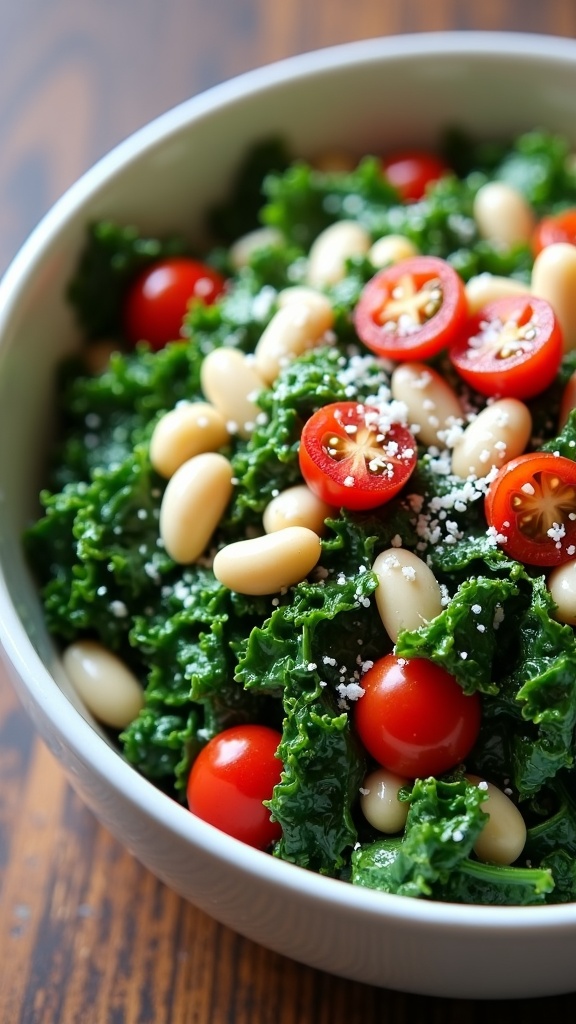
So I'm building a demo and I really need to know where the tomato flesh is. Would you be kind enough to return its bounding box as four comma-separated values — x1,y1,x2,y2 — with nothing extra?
532,208,576,254
354,654,481,778
382,150,449,202
354,256,468,361
124,256,226,350
449,295,563,399
186,724,283,850
485,452,576,566
299,401,417,511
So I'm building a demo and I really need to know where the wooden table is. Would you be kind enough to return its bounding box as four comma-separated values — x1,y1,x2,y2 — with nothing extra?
3,3,576,1020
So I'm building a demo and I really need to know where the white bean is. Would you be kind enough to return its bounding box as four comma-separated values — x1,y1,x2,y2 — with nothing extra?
547,558,576,625
451,398,532,479
466,775,527,866
360,767,409,834
559,370,576,429
307,220,371,288
159,452,233,564
372,548,443,642
368,234,419,268
150,402,229,478
531,242,576,352
213,526,321,595
390,361,462,447
229,227,283,270
263,484,333,535
464,273,530,316
62,639,144,729
253,291,334,384
473,181,536,246
200,347,266,439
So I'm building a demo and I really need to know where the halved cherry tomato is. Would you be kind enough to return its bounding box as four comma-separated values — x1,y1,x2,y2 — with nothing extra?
382,150,450,202
532,208,576,255
449,295,563,399
298,401,417,511
186,724,283,850
123,256,226,350
485,452,576,567
354,256,468,361
354,654,481,778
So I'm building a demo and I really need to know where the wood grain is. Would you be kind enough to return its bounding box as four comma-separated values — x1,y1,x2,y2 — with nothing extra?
2,2,576,1021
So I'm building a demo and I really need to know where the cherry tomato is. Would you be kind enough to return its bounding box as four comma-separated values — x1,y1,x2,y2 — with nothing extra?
354,654,481,778
123,257,226,350
298,401,417,511
186,724,283,850
382,150,449,202
449,295,563,399
354,256,468,361
532,208,576,255
485,452,576,567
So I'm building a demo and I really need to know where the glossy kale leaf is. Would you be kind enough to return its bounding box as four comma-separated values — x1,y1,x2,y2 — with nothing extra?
352,776,553,905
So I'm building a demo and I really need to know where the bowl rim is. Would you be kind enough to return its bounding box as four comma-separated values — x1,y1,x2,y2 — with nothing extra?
2,28,576,933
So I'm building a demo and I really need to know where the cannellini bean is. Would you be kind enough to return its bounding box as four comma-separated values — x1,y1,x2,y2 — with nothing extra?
559,370,576,429
150,402,229,478
451,398,532,479
360,767,409,834
531,242,576,352
547,558,576,625
368,234,419,268
473,181,536,246
159,452,233,564
213,526,321,595
229,226,283,269
62,639,144,729
306,220,371,288
253,291,334,384
263,484,333,535
466,775,527,866
200,347,266,439
464,273,530,315
372,548,443,642
390,361,462,447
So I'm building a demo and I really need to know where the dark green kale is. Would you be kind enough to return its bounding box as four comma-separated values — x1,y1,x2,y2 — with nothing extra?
24,446,172,652
209,137,292,243
351,776,553,905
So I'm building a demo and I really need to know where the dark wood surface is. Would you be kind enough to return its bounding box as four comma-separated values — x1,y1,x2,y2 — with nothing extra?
3,3,576,1021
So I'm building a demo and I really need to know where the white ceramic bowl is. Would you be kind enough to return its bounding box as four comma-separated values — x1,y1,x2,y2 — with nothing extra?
2,31,576,1000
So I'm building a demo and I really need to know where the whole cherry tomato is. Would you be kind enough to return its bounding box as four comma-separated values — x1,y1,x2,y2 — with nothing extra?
449,295,563,399
354,654,481,778
382,150,450,202
354,256,468,361
123,256,226,350
298,401,417,511
186,724,283,850
532,208,576,255
485,452,576,567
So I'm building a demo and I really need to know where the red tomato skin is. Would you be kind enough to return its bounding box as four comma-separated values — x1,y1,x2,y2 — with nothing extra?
532,209,576,254
449,295,563,400
485,452,576,567
354,654,481,778
382,150,449,202
186,725,283,850
354,256,468,361
123,257,226,350
298,402,417,511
